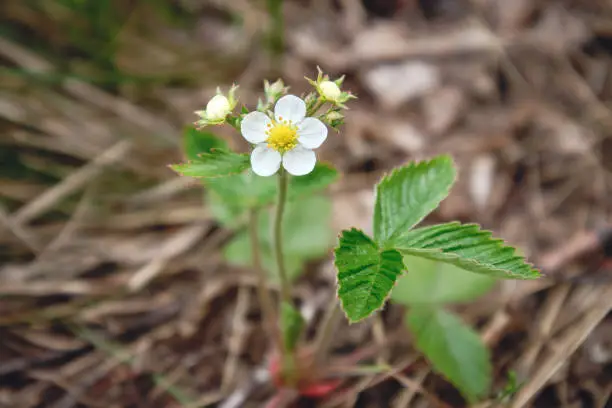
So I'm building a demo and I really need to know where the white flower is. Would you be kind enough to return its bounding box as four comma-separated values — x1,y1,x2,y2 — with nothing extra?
241,95,328,177
319,80,342,102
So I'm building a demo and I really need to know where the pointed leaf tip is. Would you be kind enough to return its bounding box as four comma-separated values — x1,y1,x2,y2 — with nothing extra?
335,228,405,323
395,222,540,279
373,155,456,246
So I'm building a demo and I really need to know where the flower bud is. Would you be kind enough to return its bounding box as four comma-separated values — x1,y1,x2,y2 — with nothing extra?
319,80,342,102
324,110,344,121
266,79,286,96
206,94,231,121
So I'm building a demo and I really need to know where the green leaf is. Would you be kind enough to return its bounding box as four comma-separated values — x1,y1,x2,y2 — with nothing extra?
406,308,491,403
206,171,274,226
281,302,305,352
207,187,247,228
183,127,228,161
207,171,275,209
205,164,338,227
287,163,339,202
223,195,333,282
391,258,496,305
373,155,456,246
282,195,333,258
223,228,303,282
210,164,338,207
170,149,249,178
335,229,405,323
394,222,540,279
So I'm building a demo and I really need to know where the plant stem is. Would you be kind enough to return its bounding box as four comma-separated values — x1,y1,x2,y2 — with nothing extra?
308,99,325,116
312,302,343,365
273,169,291,304
249,208,281,349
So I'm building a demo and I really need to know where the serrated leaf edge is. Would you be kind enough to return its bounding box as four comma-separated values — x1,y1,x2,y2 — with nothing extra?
334,228,405,324
374,155,457,246
396,222,540,279
168,149,250,179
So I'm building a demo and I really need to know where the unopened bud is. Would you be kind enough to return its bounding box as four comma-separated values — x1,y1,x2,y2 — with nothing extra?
206,95,231,121
319,81,342,102
324,111,344,121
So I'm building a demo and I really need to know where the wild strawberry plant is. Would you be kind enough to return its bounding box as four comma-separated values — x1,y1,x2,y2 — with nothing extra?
170,69,540,403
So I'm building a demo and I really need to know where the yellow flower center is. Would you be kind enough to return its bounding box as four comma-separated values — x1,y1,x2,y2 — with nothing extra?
266,119,298,153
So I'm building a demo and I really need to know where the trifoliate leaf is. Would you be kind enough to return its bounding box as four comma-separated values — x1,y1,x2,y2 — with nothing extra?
170,149,249,178
183,127,228,160
281,302,305,352
391,258,496,305
394,222,540,279
406,308,491,403
335,228,405,323
373,156,456,246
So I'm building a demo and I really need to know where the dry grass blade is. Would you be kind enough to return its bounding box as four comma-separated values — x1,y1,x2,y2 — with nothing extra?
511,284,612,407
12,140,132,225
221,286,251,392
2,0,612,406
0,37,178,145
128,223,209,292
0,205,41,252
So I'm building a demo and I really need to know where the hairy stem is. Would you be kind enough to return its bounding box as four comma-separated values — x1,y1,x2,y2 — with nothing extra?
307,99,325,117
273,169,291,304
312,302,343,365
249,208,281,349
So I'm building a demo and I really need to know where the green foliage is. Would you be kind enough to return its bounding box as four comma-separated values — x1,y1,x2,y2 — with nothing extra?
335,229,405,323
224,196,333,282
391,257,496,305
181,129,338,226
281,302,305,352
183,127,228,160
373,156,455,247
170,150,250,178
288,163,339,201
180,130,336,281
406,308,491,403
335,154,538,331
207,164,338,227
206,171,274,227
394,222,540,279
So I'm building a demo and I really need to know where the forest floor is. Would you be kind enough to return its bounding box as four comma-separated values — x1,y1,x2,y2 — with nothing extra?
1,1,611,407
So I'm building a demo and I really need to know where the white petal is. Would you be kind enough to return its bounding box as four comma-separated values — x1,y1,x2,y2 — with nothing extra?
297,118,328,149
274,95,306,124
241,112,271,144
251,144,281,177
282,146,316,176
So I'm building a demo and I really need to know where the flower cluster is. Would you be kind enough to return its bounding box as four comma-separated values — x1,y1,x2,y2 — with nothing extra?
193,69,353,177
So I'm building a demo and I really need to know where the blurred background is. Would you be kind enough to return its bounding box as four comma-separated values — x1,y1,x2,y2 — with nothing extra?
1,0,612,407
